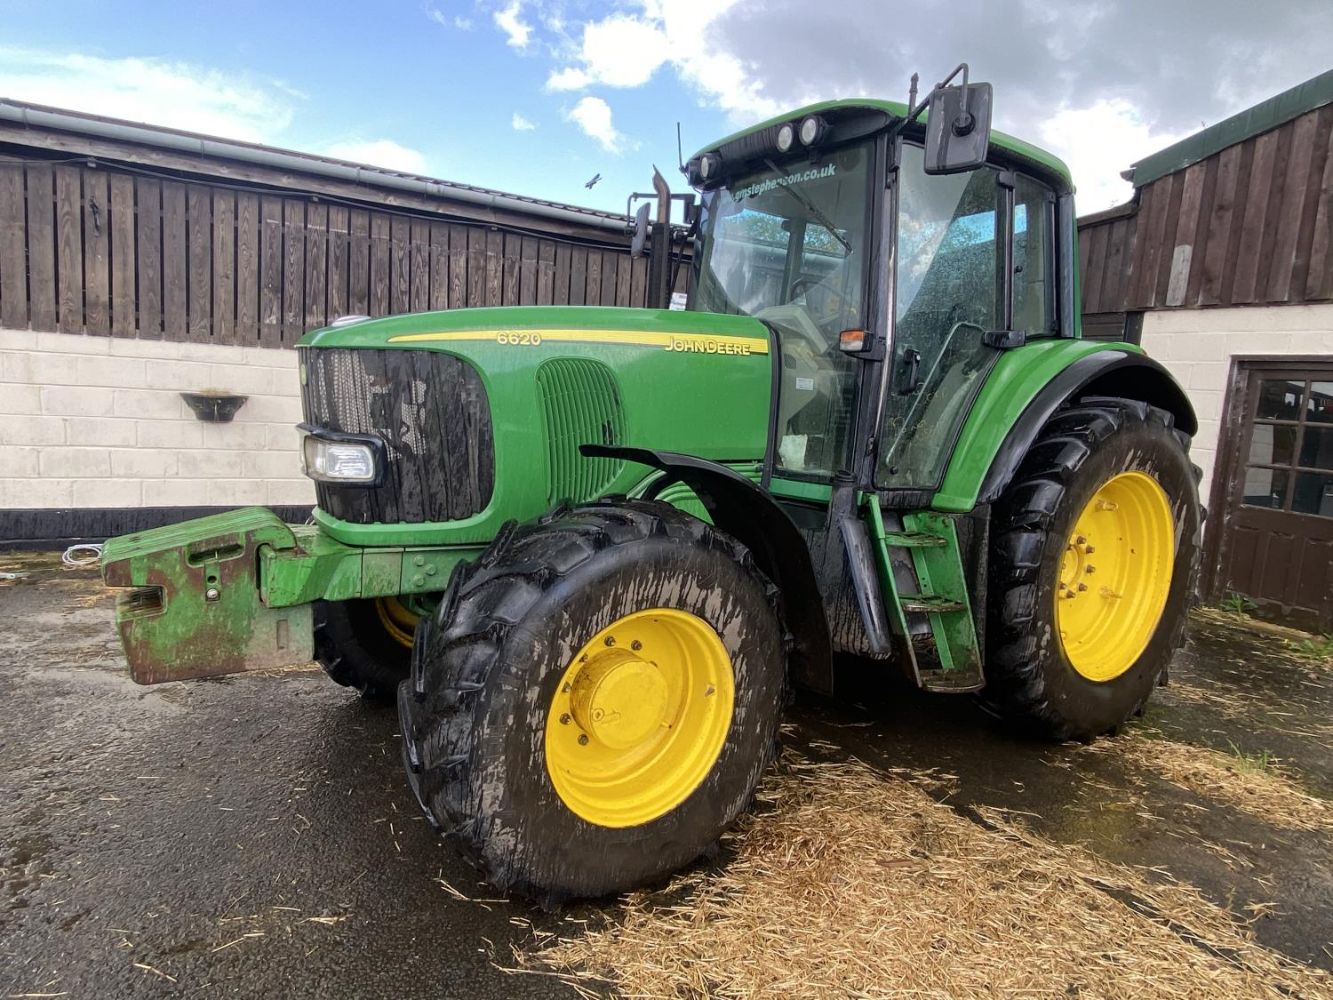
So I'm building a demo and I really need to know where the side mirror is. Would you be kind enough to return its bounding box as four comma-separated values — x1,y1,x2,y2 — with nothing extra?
630,202,651,259
923,82,992,174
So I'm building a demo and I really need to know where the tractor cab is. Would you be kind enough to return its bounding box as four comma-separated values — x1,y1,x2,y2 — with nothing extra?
682,70,1071,496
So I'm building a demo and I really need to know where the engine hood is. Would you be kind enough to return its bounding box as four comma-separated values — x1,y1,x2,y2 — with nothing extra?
297,306,775,540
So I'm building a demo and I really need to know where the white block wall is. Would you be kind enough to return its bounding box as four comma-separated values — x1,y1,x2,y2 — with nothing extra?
0,328,314,510
1141,302,1333,506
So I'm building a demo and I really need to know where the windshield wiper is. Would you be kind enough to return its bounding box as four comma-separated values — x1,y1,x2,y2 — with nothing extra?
762,158,852,255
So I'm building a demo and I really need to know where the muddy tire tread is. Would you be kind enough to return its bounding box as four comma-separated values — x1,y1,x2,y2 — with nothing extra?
400,497,783,897
984,397,1199,741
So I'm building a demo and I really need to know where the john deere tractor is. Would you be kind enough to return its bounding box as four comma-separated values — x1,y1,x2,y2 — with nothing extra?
101,67,1201,899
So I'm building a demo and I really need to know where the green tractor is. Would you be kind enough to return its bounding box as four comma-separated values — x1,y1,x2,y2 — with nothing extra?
101,67,1201,900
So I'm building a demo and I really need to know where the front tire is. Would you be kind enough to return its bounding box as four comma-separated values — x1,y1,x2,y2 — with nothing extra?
313,598,417,701
399,500,787,899
984,397,1201,741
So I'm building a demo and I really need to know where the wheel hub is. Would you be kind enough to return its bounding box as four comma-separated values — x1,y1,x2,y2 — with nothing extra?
544,608,735,828
569,650,670,750
1055,471,1174,682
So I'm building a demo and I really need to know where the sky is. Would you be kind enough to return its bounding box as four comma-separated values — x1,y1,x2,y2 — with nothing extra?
2,0,1330,217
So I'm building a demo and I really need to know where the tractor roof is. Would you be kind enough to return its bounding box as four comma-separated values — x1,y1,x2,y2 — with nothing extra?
693,98,1073,190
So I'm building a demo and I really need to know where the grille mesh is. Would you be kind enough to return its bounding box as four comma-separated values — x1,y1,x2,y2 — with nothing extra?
535,358,625,504
299,347,494,524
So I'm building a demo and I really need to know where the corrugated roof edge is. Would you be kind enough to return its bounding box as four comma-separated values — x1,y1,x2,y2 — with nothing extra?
1130,68,1333,189
0,98,628,230
690,97,1074,186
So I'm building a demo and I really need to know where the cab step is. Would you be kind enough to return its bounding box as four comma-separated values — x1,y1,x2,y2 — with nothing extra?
864,501,984,694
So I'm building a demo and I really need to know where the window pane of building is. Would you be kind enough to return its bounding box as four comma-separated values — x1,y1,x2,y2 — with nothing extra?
1255,379,1303,421
1299,425,1333,470
1246,423,1298,467
1307,382,1333,423
1291,471,1333,517
1241,467,1289,509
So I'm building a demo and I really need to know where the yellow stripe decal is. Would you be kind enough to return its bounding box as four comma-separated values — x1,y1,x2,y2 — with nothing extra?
386,328,770,356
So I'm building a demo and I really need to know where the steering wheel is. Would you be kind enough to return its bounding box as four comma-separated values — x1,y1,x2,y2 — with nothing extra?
789,275,849,332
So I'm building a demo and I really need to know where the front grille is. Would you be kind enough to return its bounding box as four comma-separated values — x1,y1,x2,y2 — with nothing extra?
299,347,495,524
535,358,625,504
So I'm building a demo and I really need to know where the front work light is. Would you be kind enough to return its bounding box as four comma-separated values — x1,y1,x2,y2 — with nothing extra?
799,115,827,146
302,434,378,484
776,122,795,152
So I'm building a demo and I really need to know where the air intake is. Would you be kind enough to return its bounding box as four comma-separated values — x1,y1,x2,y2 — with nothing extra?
536,358,626,504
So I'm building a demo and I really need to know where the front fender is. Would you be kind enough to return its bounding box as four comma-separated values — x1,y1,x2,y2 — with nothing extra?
933,341,1196,512
583,444,834,694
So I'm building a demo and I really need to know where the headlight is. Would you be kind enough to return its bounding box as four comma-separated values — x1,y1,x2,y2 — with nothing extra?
799,114,826,146
698,152,722,181
775,122,795,153
302,434,378,483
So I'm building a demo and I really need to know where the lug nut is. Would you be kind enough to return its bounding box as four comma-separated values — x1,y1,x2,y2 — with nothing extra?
1085,565,1095,574
630,640,642,651
604,636,616,647
559,713,571,725
1077,583,1088,592
578,734,589,746
1084,545,1095,555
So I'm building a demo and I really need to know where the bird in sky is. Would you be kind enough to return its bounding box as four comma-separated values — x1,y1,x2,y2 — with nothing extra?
584,173,602,190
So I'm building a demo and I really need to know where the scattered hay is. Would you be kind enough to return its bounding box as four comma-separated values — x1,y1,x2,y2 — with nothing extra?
521,756,1330,999
1103,735,1332,833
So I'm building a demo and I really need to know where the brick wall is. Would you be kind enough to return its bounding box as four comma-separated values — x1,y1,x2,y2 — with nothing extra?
1141,302,1333,505
0,327,313,511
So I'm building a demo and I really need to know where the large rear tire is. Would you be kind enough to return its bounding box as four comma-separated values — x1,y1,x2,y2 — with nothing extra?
984,397,1201,741
313,598,417,701
398,499,787,899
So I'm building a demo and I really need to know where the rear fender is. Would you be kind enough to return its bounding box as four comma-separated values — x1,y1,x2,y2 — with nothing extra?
935,345,1196,512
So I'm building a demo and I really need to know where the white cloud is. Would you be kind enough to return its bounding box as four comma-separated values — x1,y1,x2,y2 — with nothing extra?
1037,99,1192,211
324,138,429,174
564,96,624,153
425,5,474,30
526,0,1333,212
511,111,537,131
0,47,293,143
546,14,670,90
493,1,533,50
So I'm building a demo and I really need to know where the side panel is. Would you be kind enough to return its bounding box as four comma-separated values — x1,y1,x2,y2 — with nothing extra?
300,306,774,548
932,340,1194,512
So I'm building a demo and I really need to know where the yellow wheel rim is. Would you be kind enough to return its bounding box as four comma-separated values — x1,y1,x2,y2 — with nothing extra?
544,608,735,828
375,597,420,649
1056,471,1175,682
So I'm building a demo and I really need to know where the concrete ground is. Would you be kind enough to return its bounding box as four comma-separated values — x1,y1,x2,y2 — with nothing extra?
2,554,1329,998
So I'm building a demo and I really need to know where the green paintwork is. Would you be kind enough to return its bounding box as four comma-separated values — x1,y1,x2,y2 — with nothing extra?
101,508,314,683
254,524,485,607
300,306,773,548
932,340,1143,513
900,510,980,678
863,498,982,690
692,97,1073,189
628,462,764,524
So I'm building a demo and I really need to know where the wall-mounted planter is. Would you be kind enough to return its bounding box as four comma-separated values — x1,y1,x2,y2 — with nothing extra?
181,390,249,423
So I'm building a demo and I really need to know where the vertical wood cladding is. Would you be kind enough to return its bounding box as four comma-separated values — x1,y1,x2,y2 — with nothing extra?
0,157,671,344
1078,104,1333,314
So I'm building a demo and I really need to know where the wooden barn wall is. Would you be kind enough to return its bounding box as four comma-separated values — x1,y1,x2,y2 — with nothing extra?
1078,103,1333,315
0,158,676,347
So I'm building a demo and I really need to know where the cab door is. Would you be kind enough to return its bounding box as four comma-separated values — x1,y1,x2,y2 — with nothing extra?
875,144,1055,493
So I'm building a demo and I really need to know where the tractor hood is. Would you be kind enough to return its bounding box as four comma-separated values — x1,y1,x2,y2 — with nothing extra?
297,306,774,543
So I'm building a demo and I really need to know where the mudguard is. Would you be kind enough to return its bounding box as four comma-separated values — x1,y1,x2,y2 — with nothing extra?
935,344,1196,512
582,444,834,694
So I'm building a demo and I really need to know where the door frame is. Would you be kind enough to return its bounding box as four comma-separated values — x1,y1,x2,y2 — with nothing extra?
1203,353,1333,603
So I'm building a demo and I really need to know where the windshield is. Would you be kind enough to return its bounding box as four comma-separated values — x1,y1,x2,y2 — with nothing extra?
691,141,873,478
